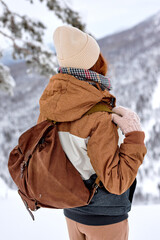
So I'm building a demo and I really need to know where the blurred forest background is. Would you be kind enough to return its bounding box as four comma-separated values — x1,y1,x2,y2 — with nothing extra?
0,0,160,204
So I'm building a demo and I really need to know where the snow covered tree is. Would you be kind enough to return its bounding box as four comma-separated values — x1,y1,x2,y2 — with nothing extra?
0,0,85,95
0,63,15,95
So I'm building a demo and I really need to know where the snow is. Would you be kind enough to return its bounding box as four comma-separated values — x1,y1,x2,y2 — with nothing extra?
0,184,69,240
143,178,160,197
0,179,160,240
143,117,156,142
0,63,16,95
129,204,160,240
0,0,63,47
152,74,160,109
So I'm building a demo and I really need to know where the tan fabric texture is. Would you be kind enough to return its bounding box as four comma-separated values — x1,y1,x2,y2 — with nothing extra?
65,217,129,240
37,73,147,195
53,25,100,69
38,73,115,123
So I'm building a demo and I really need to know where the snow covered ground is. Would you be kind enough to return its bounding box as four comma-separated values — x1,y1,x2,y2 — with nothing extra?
0,179,160,240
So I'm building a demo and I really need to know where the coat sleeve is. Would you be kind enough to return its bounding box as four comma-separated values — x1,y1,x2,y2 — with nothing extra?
87,112,147,195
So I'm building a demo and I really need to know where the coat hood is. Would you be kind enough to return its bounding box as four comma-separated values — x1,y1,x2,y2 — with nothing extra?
38,73,116,122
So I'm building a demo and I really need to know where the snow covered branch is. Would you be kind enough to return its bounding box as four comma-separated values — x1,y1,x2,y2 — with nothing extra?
0,63,16,95
0,0,85,95
26,0,86,30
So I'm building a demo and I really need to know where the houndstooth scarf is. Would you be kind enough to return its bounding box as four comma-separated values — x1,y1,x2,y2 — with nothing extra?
57,67,112,91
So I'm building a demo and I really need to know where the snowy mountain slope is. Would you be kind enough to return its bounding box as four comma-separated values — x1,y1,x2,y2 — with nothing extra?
98,11,160,202
0,62,48,187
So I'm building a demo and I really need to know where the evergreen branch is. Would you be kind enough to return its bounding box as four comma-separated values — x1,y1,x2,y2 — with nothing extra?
0,30,29,54
25,0,86,30
1,0,25,19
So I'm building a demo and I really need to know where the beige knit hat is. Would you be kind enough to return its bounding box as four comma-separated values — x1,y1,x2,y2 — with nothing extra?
53,25,100,69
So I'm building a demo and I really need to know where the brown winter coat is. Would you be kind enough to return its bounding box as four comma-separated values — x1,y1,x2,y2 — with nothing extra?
37,73,147,195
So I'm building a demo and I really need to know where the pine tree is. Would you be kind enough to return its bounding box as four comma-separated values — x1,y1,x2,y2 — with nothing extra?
0,0,85,95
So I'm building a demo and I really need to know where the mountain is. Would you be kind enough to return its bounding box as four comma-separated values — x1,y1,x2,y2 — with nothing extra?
0,62,48,188
98,11,160,202
0,12,160,202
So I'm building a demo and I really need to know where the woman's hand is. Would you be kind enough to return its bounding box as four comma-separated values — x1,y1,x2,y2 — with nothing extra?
111,106,142,135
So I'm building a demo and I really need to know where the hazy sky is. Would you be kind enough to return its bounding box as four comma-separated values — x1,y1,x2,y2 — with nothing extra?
1,0,160,47
71,0,160,38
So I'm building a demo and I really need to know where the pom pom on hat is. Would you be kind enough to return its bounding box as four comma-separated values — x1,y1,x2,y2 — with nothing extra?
53,25,100,69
